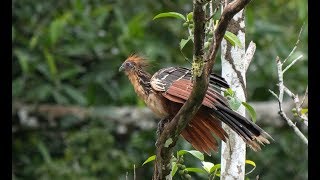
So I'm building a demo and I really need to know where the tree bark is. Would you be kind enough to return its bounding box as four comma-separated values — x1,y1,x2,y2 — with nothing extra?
220,5,247,180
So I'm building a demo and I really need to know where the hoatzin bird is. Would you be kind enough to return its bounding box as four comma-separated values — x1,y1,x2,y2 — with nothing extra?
119,55,272,155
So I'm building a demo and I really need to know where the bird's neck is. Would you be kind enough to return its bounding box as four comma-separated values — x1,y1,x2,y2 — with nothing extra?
127,69,152,101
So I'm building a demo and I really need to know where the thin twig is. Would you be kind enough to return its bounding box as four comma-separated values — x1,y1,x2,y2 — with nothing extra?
278,110,308,144
283,85,308,125
283,24,304,64
276,57,284,103
268,89,278,99
282,54,303,73
271,56,308,145
299,86,308,108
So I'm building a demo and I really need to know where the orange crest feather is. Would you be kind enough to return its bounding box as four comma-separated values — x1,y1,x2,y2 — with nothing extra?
125,54,149,68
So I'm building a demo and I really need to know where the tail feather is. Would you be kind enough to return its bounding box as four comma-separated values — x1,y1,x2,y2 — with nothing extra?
181,127,207,153
180,104,272,153
191,119,219,152
190,127,212,154
182,127,211,155
181,111,228,155
209,74,230,89
213,104,273,151
200,115,228,142
213,109,254,142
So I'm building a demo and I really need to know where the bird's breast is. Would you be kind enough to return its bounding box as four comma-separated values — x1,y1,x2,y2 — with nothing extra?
146,93,169,118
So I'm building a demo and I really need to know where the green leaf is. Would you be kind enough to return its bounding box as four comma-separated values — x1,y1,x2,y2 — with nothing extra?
177,150,188,156
186,12,193,21
52,91,69,104
49,12,71,45
185,167,206,174
14,49,29,74
43,49,57,80
177,150,204,161
171,161,178,176
301,108,308,115
202,161,215,173
153,12,186,21
29,34,39,49
224,31,242,48
187,150,204,161
36,84,53,101
224,88,242,111
36,64,52,82
49,19,64,45
228,96,242,111
245,160,256,167
37,141,52,164
245,160,256,175
242,102,257,123
142,155,156,166
224,88,235,97
59,66,85,80
62,85,87,106
180,37,191,50
209,164,221,175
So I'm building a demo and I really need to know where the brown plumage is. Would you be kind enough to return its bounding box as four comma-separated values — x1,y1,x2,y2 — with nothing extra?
119,55,272,155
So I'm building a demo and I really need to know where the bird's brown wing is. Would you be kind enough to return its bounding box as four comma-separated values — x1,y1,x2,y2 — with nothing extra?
150,67,229,108
150,67,272,154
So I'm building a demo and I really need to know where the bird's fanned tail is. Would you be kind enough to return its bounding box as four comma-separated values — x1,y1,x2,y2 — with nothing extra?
181,111,228,155
212,104,273,151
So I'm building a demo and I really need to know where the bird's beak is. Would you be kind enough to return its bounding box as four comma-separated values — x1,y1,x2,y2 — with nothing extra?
119,64,125,72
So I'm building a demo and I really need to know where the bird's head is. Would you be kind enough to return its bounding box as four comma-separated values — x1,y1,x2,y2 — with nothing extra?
119,54,148,73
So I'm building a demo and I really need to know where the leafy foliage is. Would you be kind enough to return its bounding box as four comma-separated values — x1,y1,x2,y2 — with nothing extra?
224,31,243,48
142,150,257,179
153,12,186,21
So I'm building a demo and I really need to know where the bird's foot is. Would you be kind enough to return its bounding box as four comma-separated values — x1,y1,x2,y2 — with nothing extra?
155,117,170,147
156,117,170,136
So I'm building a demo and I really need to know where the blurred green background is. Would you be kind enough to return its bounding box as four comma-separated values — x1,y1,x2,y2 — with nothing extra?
12,0,308,179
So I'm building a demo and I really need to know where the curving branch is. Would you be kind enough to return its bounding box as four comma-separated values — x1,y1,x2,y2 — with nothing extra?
269,24,308,145
269,56,308,145
243,41,256,71
153,0,252,179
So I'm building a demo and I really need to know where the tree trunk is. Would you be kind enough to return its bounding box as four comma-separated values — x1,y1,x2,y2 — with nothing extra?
220,5,247,180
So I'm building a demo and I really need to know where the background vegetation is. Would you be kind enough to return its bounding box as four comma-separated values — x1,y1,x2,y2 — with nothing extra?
13,0,307,179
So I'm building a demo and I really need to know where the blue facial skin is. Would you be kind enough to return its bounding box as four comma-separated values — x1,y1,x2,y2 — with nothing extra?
119,62,134,72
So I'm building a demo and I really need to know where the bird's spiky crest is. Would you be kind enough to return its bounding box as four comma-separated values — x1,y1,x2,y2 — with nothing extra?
125,54,149,69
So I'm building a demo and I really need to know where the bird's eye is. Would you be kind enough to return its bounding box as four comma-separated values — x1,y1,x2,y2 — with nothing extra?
125,62,134,68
